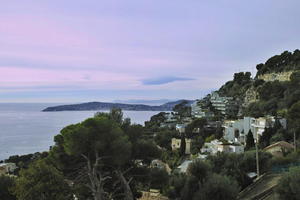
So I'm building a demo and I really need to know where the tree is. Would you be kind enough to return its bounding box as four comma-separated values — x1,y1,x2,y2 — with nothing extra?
180,160,212,200
180,134,186,156
173,101,191,117
14,160,72,200
0,175,16,200
194,173,239,200
259,127,275,148
187,160,211,184
149,168,169,190
154,130,178,150
288,101,300,131
51,109,162,200
59,116,132,200
276,167,300,200
245,130,255,150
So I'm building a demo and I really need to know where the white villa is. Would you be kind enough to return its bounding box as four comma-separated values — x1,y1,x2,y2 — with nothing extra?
201,139,244,154
223,116,287,144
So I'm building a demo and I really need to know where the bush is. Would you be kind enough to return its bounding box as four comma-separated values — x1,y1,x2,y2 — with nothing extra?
276,166,300,200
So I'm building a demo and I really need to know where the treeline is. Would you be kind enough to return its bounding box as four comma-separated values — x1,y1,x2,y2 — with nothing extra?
256,50,300,75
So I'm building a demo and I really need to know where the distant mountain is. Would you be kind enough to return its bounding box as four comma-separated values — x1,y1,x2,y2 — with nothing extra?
160,99,194,110
42,100,194,112
113,99,175,106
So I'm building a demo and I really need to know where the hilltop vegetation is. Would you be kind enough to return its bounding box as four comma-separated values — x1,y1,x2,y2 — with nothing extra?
256,50,300,76
215,50,300,120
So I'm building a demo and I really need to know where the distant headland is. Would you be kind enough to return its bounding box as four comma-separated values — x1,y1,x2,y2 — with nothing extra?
42,100,194,112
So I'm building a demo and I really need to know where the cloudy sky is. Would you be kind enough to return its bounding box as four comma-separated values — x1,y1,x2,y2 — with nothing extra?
1,0,300,103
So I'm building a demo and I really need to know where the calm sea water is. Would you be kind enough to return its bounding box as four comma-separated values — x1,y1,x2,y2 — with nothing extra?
0,103,161,160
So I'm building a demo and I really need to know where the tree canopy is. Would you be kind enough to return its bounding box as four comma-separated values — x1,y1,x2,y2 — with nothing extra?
14,160,72,200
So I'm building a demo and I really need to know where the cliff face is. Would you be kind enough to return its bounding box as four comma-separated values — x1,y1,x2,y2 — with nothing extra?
257,71,294,82
243,86,259,107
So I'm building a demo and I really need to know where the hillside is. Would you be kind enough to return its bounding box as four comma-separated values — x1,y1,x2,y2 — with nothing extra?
216,49,300,118
42,100,193,112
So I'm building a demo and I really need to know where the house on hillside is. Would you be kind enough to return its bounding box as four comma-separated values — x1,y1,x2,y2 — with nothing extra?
210,92,237,116
201,139,244,155
264,141,295,157
223,116,287,144
177,160,193,173
191,101,214,118
171,138,191,154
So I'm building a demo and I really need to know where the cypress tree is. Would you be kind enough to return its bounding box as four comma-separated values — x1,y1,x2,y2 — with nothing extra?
245,130,255,150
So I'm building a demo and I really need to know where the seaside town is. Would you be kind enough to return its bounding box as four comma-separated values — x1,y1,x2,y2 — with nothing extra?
2,1,300,200
1,50,300,200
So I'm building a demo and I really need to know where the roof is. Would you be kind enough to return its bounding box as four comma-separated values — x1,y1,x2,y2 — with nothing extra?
264,141,294,151
177,160,193,173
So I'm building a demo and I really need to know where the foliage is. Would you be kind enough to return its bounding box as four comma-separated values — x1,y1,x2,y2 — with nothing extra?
244,70,300,117
144,112,167,130
161,150,182,169
149,168,169,191
190,135,204,154
187,160,211,184
0,175,16,200
168,160,239,200
14,160,72,200
180,134,186,156
154,129,178,150
173,101,191,117
218,72,252,99
4,152,48,173
256,50,300,75
50,109,162,200
193,173,239,200
276,166,300,200
207,151,272,189
245,130,255,150
288,100,300,132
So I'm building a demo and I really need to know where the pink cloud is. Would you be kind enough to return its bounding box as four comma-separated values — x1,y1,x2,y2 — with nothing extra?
0,66,140,90
0,15,92,48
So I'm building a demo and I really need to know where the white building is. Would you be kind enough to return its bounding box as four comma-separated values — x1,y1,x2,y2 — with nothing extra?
177,160,193,173
191,100,214,119
223,116,284,144
210,92,235,115
201,139,244,154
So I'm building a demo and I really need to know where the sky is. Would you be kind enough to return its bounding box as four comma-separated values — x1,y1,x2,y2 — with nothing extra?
1,0,300,103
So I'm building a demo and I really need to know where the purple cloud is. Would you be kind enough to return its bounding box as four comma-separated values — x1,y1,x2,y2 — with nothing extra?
142,76,195,85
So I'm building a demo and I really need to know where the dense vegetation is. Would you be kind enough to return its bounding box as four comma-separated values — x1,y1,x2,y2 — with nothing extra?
256,50,300,76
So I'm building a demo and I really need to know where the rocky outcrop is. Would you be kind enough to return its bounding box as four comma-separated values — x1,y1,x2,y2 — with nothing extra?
257,71,294,82
243,87,259,107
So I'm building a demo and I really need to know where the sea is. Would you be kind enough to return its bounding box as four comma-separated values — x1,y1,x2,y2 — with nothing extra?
0,103,161,160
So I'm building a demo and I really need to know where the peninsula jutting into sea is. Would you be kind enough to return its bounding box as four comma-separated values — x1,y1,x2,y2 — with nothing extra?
42,100,193,112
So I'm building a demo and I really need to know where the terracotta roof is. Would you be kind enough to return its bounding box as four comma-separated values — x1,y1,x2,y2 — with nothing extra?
263,141,294,151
